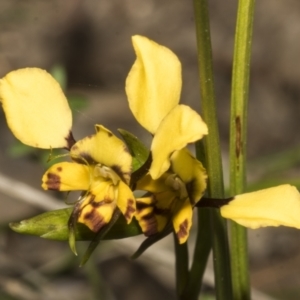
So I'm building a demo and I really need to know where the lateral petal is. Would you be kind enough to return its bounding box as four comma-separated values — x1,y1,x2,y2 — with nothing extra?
220,185,300,229
0,68,72,149
78,183,116,232
71,125,132,184
171,149,207,205
172,198,193,244
117,181,136,223
126,35,181,134
42,162,90,191
150,105,208,179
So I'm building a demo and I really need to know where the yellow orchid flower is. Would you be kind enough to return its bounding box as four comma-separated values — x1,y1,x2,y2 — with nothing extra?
220,184,300,229
125,36,208,243
135,148,207,244
42,125,136,233
0,68,74,149
0,68,135,241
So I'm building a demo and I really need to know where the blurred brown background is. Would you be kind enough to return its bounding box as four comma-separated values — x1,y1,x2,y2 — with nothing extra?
1,1,300,299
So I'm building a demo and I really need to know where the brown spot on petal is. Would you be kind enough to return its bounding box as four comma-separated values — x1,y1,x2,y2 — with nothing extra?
57,166,62,172
140,212,158,236
45,173,61,190
91,200,106,208
124,198,135,221
111,164,131,183
177,219,189,240
107,131,113,137
73,152,95,165
153,207,170,216
65,131,76,150
83,209,106,232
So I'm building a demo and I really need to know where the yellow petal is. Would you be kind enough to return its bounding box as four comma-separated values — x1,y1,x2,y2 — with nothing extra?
136,196,169,236
136,173,172,193
150,105,208,179
71,125,132,184
0,68,72,149
42,162,90,191
78,184,116,232
172,198,193,244
220,185,300,229
171,149,207,204
126,35,181,134
136,198,158,236
117,181,136,223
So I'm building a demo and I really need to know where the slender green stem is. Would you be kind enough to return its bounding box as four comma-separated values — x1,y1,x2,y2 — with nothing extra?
174,233,189,298
193,0,233,299
182,209,211,300
229,0,255,299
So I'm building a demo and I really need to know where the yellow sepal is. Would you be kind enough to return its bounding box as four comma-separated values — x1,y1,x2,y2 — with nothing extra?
126,35,181,134
41,162,90,191
150,105,208,179
0,68,72,149
220,185,300,229
70,125,132,184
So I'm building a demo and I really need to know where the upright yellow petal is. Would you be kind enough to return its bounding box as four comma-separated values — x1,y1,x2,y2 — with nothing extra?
171,149,207,204
0,68,72,149
150,105,208,179
220,185,300,229
126,35,181,134
42,162,90,191
71,125,132,184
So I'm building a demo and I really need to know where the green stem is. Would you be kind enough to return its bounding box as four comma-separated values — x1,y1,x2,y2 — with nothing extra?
174,233,189,298
193,0,233,299
182,208,211,299
229,0,255,299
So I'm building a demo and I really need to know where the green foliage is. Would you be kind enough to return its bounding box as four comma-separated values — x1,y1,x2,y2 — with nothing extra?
9,207,142,241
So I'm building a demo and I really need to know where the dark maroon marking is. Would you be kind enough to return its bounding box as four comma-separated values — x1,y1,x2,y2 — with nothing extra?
177,219,189,239
136,201,151,211
140,211,158,236
56,166,62,172
91,200,106,208
124,198,136,220
123,145,130,154
84,209,106,232
235,116,242,163
45,172,61,190
65,131,76,150
72,152,96,164
153,207,171,216
111,164,126,181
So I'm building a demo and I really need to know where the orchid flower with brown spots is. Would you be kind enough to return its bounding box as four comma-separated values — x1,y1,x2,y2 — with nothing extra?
0,68,136,254
42,125,136,239
125,36,208,243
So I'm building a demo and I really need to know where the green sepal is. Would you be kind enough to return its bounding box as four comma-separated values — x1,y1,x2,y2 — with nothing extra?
118,129,149,171
9,207,142,241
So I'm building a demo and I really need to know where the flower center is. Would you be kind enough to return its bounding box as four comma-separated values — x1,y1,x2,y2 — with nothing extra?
165,174,188,200
93,164,121,186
